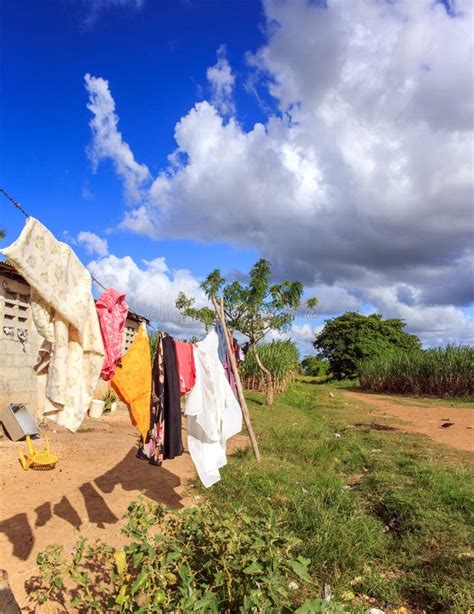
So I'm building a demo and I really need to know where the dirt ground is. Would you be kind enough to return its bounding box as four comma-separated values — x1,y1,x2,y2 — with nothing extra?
343,390,474,452
0,409,247,611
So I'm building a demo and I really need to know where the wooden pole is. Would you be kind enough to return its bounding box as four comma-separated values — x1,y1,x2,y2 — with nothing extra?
212,296,261,462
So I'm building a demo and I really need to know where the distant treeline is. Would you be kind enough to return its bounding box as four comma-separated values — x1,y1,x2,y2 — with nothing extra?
358,345,474,397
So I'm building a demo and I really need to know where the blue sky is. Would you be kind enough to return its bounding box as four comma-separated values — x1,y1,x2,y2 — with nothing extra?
1,0,263,273
1,0,473,352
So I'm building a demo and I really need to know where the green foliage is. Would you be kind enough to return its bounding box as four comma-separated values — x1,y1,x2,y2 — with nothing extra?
314,312,421,380
102,389,118,410
240,340,300,393
178,259,316,344
177,258,317,404
175,292,215,329
301,355,329,377
149,332,159,361
31,498,331,612
359,345,474,396
206,378,474,612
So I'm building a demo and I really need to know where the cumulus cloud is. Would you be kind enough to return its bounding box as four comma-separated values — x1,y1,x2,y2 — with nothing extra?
82,0,145,29
206,45,235,116
85,0,474,346
270,323,324,357
85,73,150,202
87,254,209,336
363,286,474,347
76,231,109,257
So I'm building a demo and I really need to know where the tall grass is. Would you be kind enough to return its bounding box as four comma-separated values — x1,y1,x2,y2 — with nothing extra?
359,345,474,396
240,340,299,394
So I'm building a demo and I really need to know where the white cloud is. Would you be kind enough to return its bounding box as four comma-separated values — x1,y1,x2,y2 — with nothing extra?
85,0,474,347
206,45,235,116
76,231,109,257
363,286,474,347
269,322,323,357
84,73,150,202
82,0,145,29
87,254,209,336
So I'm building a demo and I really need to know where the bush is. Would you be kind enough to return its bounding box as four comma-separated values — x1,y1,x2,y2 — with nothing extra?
301,356,329,377
358,345,474,396
30,497,343,613
240,340,299,394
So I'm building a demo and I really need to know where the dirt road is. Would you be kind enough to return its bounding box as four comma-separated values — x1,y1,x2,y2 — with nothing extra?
343,390,474,452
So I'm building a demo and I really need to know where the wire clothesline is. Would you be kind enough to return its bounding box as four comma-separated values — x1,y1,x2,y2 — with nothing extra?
0,187,160,328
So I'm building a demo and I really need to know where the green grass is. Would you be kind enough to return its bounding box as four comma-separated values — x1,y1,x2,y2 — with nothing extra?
206,378,474,613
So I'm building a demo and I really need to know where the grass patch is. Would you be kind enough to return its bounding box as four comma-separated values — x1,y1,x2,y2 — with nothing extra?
207,377,474,612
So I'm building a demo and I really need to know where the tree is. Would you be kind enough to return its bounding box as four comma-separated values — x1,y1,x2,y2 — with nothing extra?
177,259,317,405
0,230,4,240
301,355,329,377
314,312,421,380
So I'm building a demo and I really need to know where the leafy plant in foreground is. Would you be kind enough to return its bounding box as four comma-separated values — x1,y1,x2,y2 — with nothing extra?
30,497,342,613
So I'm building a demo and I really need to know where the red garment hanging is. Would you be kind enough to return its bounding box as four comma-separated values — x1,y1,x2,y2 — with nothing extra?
174,340,196,394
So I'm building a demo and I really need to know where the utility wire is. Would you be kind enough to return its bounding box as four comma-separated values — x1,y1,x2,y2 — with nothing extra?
0,188,30,218
1,187,109,292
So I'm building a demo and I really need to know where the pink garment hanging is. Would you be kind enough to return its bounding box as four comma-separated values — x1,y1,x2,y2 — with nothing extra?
174,340,196,395
96,288,129,381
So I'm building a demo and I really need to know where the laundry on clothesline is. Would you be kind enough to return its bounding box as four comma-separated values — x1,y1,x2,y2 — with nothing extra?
1,217,104,432
184,329,242,488
96,288,128,381
2,215,243,486
111,322,151,441
175,339,196,395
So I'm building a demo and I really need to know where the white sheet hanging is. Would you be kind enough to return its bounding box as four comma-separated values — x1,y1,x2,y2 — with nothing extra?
2,217,105,432
184,329,242,487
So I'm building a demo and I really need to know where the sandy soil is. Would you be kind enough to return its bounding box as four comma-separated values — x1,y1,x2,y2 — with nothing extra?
343,390,474,452
0,410,247,611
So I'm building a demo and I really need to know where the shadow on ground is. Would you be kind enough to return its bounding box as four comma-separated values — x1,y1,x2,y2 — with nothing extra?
0,447,183,562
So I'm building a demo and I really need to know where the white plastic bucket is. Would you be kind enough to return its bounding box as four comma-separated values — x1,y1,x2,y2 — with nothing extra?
89,399,105,419
110,401,118,413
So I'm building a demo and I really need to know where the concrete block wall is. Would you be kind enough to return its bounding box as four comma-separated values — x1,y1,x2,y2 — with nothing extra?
0,275,42,418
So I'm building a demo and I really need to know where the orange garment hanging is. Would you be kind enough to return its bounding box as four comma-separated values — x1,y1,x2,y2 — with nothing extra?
111,323,151,440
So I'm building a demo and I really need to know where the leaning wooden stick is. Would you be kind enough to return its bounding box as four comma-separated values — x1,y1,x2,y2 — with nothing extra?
212,296,261,462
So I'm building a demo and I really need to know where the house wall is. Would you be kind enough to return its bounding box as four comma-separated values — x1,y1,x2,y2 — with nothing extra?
0,274,43,416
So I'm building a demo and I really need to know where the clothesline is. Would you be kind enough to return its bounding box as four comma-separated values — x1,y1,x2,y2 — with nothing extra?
0,187,175,330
